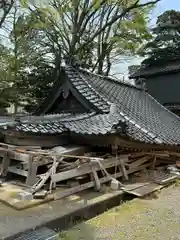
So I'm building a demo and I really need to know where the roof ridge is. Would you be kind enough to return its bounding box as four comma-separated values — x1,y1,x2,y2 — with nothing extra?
78,67,142,90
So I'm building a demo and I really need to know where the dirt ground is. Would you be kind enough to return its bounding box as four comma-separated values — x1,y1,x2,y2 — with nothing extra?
59,183,180,240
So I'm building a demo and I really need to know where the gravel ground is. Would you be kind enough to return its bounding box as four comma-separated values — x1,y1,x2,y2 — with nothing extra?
59,184,180,240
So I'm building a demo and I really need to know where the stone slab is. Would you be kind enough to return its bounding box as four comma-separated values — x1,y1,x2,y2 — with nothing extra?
0,182,54,210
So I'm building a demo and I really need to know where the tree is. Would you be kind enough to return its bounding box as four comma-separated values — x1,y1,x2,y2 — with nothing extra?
0,0,161,113
0,45,13,109
0,2,46,113
141,10,180,66
22,63,56,113
24,0,160,75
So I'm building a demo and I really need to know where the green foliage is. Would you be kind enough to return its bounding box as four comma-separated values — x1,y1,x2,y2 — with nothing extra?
19,0,28,8
0,0,160,113
22,63,56,112
141,10,180,66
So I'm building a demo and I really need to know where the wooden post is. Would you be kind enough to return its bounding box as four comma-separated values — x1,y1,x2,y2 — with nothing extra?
26,155,38,186
112,144,128,181
119,157,129,181
49,156,57,192
84,153,100,190
90,163,101,191
152,155,157,169
0,151,10,177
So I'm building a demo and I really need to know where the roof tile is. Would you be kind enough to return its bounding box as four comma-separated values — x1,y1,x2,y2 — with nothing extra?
6,112,125,136
76,68,180,145
2,65,180,146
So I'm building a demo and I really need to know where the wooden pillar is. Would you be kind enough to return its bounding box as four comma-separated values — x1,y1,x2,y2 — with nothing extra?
26,155,38,186
90,163,101,191
119,157,129,181
152,155,157,169
112,143,128,181
0,151,10,178
85,153,101,191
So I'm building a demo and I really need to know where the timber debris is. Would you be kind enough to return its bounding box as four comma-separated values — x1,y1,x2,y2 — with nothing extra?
0,142,179,201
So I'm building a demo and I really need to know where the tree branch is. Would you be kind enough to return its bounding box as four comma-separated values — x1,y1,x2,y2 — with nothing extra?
78,0,161,52
0,0,14,28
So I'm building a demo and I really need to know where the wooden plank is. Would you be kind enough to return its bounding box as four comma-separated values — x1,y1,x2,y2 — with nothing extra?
52,146,88,155
0,142,41,150
130,155,152,169
8,166,28,177
0,143,16,149
158,175,178,184
54,162,152,200
0,147,30,161
123,183,163,197
122,182,150,191
129,153,146,159
0,146,93,163
4,133,69,148
51,156,128,183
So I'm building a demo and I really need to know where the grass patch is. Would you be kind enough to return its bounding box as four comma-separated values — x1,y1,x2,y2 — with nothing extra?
58,199,150,239
88,198,149,227
173,178,180,187
58,186,180,240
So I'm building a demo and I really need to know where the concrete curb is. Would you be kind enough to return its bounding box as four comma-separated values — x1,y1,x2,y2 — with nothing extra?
5,191,127,240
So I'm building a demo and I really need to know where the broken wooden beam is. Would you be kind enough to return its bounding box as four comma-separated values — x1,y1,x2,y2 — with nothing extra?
51,156,129,183
54,162,152,200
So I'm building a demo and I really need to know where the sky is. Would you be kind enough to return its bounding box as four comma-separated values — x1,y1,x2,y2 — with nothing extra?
115,0,180,79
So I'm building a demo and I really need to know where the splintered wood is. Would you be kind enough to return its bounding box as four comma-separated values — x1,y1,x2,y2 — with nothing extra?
0,143,179,200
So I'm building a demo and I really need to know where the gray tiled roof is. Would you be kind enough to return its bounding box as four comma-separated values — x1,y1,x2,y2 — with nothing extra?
70,67,180,145
7,112,125,136
3,64,180,146
130,61,180,78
